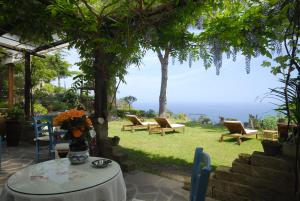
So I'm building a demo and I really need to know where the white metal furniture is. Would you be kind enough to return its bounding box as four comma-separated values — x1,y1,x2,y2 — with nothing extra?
0,157,126,201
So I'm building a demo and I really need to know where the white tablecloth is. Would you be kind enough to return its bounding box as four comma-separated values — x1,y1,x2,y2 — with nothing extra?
0,157,126,201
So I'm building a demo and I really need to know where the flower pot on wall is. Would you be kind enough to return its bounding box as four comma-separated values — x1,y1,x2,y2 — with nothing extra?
6,120,23,146
261,140,282,156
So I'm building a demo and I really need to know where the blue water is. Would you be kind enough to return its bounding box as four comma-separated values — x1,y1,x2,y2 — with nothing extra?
132,102,277,123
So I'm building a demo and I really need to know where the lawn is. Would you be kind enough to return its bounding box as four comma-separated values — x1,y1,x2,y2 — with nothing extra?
108,119,263,177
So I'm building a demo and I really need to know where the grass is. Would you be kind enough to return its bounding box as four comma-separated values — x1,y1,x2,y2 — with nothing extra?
108,119,263,176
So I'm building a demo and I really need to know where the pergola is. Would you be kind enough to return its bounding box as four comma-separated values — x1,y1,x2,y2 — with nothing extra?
0,31,67,119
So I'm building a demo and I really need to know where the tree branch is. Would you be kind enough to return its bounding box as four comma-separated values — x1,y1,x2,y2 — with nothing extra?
155,47,163,62
74,1,86,20
80,0,101,21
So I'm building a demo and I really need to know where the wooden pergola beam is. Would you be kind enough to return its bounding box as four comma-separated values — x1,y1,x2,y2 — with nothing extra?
0,42,45,58
7,63,14,109
33,39,68,53
24,52,31,119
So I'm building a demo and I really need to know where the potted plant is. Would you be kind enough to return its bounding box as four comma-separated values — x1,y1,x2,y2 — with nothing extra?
5,107,24,146
53,109,93,164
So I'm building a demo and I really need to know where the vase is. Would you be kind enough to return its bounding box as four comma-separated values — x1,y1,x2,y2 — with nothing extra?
68,139,89,164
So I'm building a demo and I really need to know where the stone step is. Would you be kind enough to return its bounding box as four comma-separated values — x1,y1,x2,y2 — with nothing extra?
209,176,294,201
120,160,136,172
231,159,294,185
238,153,251,164
102,145,122,155
205,196,220,201
250,151,293,172
214,166,293,194
113,152,128,164
212,189,252,201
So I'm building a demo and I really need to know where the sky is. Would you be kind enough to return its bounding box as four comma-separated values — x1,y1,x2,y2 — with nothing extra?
59,48,281,106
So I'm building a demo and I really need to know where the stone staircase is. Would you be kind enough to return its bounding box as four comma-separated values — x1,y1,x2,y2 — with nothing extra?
207,151,296,201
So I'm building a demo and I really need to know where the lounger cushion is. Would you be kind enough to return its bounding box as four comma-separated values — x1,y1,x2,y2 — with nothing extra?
244,129,258,134
141,122,157,126
170,123,185,128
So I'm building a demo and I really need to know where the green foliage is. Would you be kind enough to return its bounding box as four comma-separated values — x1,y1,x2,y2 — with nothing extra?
116,109,156,118
121,96,137,110
166,110,174,118
225,117,238,121
145,109,156,118
261,115,278,130
176,113,189,121
34,83,56,100
51,101,69,112
33,103,48,115
63,90,80,108
198,114,212,125
14,52,72,88
0,101,7,108
5,107,24,121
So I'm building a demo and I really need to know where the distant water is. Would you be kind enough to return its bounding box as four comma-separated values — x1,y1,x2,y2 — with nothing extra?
132,102,277,123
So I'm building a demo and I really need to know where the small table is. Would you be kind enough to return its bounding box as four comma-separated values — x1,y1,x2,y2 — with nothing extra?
262,130,278,141
0,157,126,201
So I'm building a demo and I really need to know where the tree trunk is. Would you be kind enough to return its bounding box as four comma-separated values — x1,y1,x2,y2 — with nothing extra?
58,76,61,88
93,47,114,156
156,47,170,117
24,52,31,119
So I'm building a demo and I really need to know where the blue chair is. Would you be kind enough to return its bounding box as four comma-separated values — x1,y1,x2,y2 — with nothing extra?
190,147,211,201
33,116,55,162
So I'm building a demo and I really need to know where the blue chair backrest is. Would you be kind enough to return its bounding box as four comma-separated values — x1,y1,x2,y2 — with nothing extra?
190,147,211,201
32,116,55,150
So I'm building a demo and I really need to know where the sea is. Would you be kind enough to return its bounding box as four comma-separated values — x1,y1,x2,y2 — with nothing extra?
132,102,277,123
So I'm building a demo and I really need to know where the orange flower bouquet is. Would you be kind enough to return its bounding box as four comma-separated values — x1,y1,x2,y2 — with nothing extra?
53,109,93,152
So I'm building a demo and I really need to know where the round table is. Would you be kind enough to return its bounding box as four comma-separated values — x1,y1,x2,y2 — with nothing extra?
0,157,126,201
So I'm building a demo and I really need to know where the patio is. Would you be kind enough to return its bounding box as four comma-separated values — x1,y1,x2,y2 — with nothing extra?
0,142,216,201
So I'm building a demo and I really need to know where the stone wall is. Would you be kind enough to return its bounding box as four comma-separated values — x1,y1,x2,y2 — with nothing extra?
207,151,297,201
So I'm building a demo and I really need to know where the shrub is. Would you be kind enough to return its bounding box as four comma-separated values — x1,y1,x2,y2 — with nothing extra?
176,113,189,121
261,115,278,130
166,110,174,118
198,114,212,124
116,109,156,118
63,90,80,108
33,103,48,115
0,101,7,108
225,117,238,121
51,101,68,111
6,106,24,120
145,109,156,118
